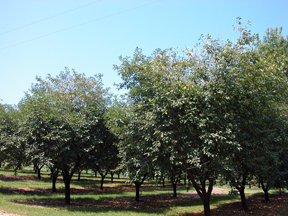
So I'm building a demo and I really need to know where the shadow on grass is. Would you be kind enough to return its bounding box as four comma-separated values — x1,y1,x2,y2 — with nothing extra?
10,192,241,215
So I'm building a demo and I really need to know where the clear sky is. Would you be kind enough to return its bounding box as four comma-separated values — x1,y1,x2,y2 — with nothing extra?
1,0,287,105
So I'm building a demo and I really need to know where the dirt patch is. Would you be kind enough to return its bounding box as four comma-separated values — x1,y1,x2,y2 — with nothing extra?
13,193,207,209
1,173,287,215
0,184,137,195
0,174,37,182
0,210,20,216
9,185,226,210
12,192,288,216
181,193,288,216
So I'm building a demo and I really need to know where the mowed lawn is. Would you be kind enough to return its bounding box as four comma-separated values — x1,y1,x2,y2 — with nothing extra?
0,167,287,216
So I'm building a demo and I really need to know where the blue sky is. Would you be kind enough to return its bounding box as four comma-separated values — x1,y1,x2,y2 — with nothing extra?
1,0,287,105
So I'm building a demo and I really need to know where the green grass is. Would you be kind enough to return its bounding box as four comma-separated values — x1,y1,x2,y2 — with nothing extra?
0,168,269,216
0,192,243,216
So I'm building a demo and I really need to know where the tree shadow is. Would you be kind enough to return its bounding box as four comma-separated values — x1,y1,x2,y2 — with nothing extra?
9,191,244,215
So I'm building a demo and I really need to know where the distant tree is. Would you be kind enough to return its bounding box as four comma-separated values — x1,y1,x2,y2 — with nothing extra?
0,103,27,173
117,109,153,202
87,121,119,190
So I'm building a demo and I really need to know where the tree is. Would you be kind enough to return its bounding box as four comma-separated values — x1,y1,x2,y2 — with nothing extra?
20,68,111,205
87,121,119,190
117,108,153,202
252,27,288,202
114,19,288,215
0,103,28,173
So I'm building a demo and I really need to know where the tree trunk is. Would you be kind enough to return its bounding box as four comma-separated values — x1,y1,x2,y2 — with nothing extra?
37,168,41,180
237,173,249,212
260,181,269,203
203,198,211,216
110,172,114,183
62,167,72,205
78,170,81,181
162,176,165,187
64,178,71,205
171,177,177,197
100,175,105,190
134,173,147,202
239,186,248,212
264,188,269,203
135,182,140,202
34,163,38,173
118,172,120,179
52,176,57,192
183,160,214,216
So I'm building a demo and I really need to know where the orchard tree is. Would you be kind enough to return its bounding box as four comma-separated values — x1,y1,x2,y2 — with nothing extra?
87,121,119,190
20,68,111,205
0,103,28,172
114,19,288,215
117,108,154,202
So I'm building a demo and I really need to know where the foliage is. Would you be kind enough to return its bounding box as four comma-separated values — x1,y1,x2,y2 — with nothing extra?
114,18,288,215
18,68,112,204
0,103,28,172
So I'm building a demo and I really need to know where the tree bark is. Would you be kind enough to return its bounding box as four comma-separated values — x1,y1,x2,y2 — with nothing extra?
203,198,211,216
36,164,45,180
239,186,248,212
100,175,105,190
96,166,110,190
110,172,114,183
50,167,59,193
78,170,81,181
235,173,248,212
34,163,38,173
135,182,140,202
170,177,177,197
232,171,248,212
62,167,73,205
52,176,57,192
260,181,270,203
183,160,213,216
37,168,41,180
134,173,148,202
64,178,71,205
173,185,177,198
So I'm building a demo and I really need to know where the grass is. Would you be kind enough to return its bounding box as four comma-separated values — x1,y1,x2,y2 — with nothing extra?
1,167,287,216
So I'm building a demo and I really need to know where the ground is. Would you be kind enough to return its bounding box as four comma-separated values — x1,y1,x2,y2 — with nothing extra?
0,174,287,215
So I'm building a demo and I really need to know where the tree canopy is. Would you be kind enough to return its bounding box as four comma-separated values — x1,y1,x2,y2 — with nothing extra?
114,19,288,215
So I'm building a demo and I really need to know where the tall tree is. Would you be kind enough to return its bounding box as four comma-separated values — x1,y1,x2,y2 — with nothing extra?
114,19,288,216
